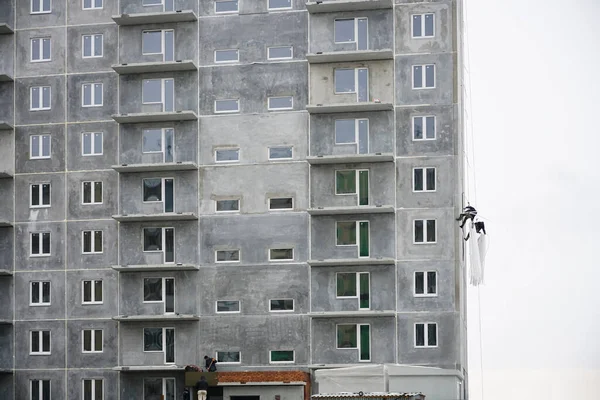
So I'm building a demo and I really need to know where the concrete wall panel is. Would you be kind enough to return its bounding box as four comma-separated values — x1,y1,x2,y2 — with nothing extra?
67,72,118,122
67,24,119,73
66,220,119,269
15,27,65,77
14,270,66,320
14,321,66,369
395,0,453,55
66,269,118,319
396,156,456,208
66,320,118,368
395,105,455,156
14,174,66,222
15,222,66,271
15,125,66,173
67,122,119,171
395,53,454,106
15,76,66,125
66,171,119,220
396,208,455,260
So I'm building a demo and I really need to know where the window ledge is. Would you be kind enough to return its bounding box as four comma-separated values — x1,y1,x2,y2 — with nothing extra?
308,258,395,267
112,111,198,124
308,205,395,215
0,23,14,34
112,10,197,25
0,121,13,131
309,310,396,318
306,0,392,13
112,212,198,222
306,49,393,63
112,264,199,272
114,365,186,372
112,161,198,173
112,60,198,74
112,314,199,322
306,103,393,114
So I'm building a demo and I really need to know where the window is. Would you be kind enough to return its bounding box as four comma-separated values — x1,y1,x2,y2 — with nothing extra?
82,379,103,400
269,0,291,10
82,34,103,58
215,0,238,13
335,119,368,154
30,183,51,208
30,86,51,111
337,324,370,361
414,219,436,244
142,30,174,62
415,271,437,296
335,169,369,206
268,146,292,160
143,328,175,363
413,167,436,192
215,249,240,263
214,99,239,113
30,281,51,306
144,378,176,400
82,132,103,155
268,46,293,60
143,227,175,263
335,68,368,102
82,230,103,254
83,0,102,9
413,116,435,140
82,329,103,353
269,299,294,312
415,323,437,347
336,272,370,309
334,18,368,50
82,280,103,304
30,134,51,159
216,300,240,313
215,148,239,162
143,277,175,313
82,83,103,107
270,350,294,363
268,96,293,111
216,351,240,363
214,49,239,63
216,199,240,212
143,128,174,162
412,13,435,38
269,197,293,210
31,380,51,400
336,221,370,257
143,78,174,112
82,181,103,204
31,0,51,13
30,330,51,354
31,38,51,62
143,178,174,213
413,64,435,89
31,232,51,256
269,248,293,261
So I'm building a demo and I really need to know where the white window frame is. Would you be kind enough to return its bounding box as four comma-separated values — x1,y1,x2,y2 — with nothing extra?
269,298,294,313
269,350,295,364
82,181,103,205
82,34,103,58
214,0,239,14
268,248,294,262
414,271,438,297
268,96,293,111
30,380,51,400
335,169,369,197
29,134,51,160
267,46,293,60
82,230,103,254
334,17,368,49
142,29,174,61
215,249,241,263
215,300,241,314
268,146,293,160
30,37,51,62
142,227,175,263
214,147,240,163
334,118,369,152
142,128,174,157
214,99,240,114
82,280,103,305
214,49,239,64
412,115,436,141
82,0,103,10
268,197,293,211
142,177,174,206
411,13,435,38
143,378,176,400
268,0,292,11
335,220,370,258
30,232,51,257
215,198,240,213
216,351,241,364
30,281,51,306
82,132,103,156
30,86,51,111
31,0,51,13
30,183,51,208
336,323,371,362
142,327,176,364
412,167,436,192
143,277,175,307
82,379,104,400
82,329,103,353
82,83,103,107
334,68,368,94
30,330,51,355
412,64,436,89
335,271,370,310
414,322,438,348
413,219,437,244
142,78,174,111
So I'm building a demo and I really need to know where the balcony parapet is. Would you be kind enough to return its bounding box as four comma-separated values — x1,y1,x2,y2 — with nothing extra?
112,111,198,124
306,50,393,64
112,10,197,25
306,0,392,13
112,162,198,173
112,60,197,74
112,212,198,222
112,264,199,272
308,257,395,267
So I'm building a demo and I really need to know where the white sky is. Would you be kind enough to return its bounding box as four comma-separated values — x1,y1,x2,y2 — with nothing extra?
465,0,600,398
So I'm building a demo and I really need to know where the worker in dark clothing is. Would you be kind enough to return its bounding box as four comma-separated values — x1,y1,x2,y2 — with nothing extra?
204,355,217,372
196,376,209,400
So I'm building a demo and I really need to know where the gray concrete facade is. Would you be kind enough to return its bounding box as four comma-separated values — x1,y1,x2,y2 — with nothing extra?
0,0,466,399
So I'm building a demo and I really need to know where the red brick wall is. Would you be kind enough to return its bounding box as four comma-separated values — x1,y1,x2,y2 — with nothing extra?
217,371,311,400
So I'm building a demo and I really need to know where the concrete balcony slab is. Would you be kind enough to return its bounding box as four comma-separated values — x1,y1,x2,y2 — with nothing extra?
112,111,198,124
306,0,392,13
306,49,393,63
112,212,198,222
308,257,395,267
309,310,396,318
307,153,394,164
308,205,395,215
0,121,14,130
112,60,197,74
0,74,13,82
113,314,199,322
112,161,198,173
0,269,13,276
114,365,186,372
0,369,13,374
0,319,13,325
0,23,14,34
112,264,199,272
306,103,393,114
112,10,197,25
0,220,12,227
0,171,13,179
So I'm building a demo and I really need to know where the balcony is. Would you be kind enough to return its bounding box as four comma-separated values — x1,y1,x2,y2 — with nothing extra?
114,365,186,372
307,153,394,164
306,102,393,114
112,111,198,124
112,264,199,272
308,257,395,267
0,270,12,276
112,161,198,173
0,23,14,34
309,310,395,318
306,0,392,13
308,205,394,216
0,74,13,82
112,10,197,25
112,212,198,222
0,121,13,131
0,171,13,179
112,60,197,75
113,314,199,322
0,319,12,325
0,220,11,227
306,50,393,64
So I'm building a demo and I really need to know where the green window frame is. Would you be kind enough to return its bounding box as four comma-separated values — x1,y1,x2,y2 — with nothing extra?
336,324,370,361
336,272,370,310
335,169,369,206
270,350,294,363
336,221,370,257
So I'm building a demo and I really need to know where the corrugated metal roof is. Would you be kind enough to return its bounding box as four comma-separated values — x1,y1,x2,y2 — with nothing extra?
312,393,424,399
